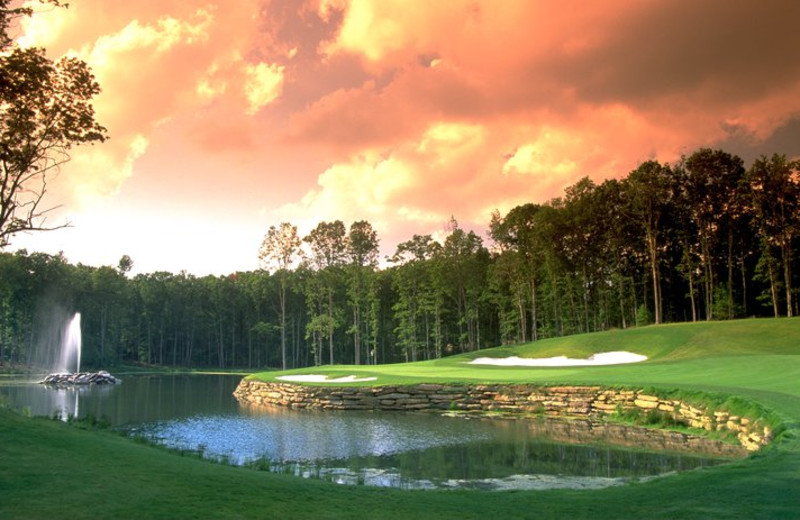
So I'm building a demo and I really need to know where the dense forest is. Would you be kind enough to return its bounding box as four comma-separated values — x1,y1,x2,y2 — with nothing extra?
1,148,798,371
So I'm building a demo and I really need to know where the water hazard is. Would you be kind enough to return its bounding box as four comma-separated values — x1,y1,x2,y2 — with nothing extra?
0,374,735,490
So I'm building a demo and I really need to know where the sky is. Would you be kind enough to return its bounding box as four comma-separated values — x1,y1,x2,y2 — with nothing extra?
8,0,800,276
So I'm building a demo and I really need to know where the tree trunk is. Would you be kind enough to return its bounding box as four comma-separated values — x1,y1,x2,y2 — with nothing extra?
517,291,527,343
476,309,481,350
435,301,443,359
740,253,748,317
230,310,236,368
582,267,590,333
699,224,714,320
247,326,252,369
159,322,164,365
185,317,195,366
618,275,627,329
279,278,287,370
0,304,6,366
297,318,303,367
172,333,178,367
647,233,662,324
530,278,538,342
783,243,794,317
727,228,734,319
328,288,335,365
353,305,360,365
688,271,698,323
767,259,779,318
703,247,713,320
218,319,225,369
554,274,563,336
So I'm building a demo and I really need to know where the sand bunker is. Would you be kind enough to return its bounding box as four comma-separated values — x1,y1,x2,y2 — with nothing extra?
276,374,378,383
469,351,647,367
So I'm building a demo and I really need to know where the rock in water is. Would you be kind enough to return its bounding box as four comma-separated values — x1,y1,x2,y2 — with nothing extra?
40,371,121,385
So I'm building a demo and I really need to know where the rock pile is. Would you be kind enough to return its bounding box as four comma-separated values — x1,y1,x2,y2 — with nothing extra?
40,371,121,385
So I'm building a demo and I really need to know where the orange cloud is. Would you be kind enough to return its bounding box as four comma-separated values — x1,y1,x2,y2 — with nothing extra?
10,0,800,274
244,62,286,114
17,1,268,206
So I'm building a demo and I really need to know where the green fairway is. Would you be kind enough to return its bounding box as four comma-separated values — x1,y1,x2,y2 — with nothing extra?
250,319,800,404
3,318,800,519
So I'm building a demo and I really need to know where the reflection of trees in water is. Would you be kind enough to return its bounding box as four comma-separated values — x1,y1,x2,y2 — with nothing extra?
0,374,242,425
285,414,738,485
398,441,720,479
4,383,101,421
272,437,726,484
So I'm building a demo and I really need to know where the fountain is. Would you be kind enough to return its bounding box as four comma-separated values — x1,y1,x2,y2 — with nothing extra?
60,312,81,374
40,312,120,386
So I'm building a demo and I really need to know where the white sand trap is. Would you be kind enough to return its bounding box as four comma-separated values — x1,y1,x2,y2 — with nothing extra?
469,351,647,367
276,374,378,383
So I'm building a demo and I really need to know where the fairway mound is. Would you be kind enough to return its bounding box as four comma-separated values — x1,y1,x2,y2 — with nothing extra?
276,374,378,383
468,351,647,367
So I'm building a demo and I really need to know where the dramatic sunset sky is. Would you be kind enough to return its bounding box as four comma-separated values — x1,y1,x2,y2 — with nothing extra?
10,0,800,275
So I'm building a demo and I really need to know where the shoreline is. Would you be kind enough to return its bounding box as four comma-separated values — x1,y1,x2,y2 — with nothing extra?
234,380,775,454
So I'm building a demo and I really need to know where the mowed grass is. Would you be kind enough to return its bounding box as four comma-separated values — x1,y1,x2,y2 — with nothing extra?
3,318,800,519
253,319,800,398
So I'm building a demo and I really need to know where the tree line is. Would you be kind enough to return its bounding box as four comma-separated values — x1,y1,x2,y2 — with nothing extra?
1,147,798,371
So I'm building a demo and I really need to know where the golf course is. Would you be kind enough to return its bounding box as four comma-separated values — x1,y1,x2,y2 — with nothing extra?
2,318,799,519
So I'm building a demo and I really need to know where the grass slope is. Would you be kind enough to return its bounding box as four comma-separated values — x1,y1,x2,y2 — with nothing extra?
3,318,800,519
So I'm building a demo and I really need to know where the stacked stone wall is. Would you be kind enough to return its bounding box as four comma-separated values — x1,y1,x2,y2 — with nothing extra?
233,380,773,452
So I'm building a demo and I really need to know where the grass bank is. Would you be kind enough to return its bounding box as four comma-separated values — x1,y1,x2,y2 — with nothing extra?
3,318,800,519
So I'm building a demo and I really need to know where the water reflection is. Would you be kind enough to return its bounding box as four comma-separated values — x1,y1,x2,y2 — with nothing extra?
136,403,731,490
0,375,734,491
136,404,499,464
0,374,241,425
0,377,118,421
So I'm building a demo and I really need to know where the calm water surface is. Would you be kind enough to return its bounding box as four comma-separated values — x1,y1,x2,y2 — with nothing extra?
0,374,731,490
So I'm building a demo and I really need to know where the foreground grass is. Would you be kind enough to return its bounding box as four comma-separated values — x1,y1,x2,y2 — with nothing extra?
3,318,800,519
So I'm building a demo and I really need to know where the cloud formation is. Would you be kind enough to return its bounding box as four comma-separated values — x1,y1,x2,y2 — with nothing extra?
10,0,800,274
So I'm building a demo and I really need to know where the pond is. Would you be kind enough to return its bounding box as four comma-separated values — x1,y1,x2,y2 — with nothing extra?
0,374,735,490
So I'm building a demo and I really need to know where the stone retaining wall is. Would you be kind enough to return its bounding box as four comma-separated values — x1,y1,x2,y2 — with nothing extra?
233,380,773,452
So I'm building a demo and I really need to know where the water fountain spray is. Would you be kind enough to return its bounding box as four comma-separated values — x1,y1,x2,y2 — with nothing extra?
58,312,82,374
40,312,119,386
